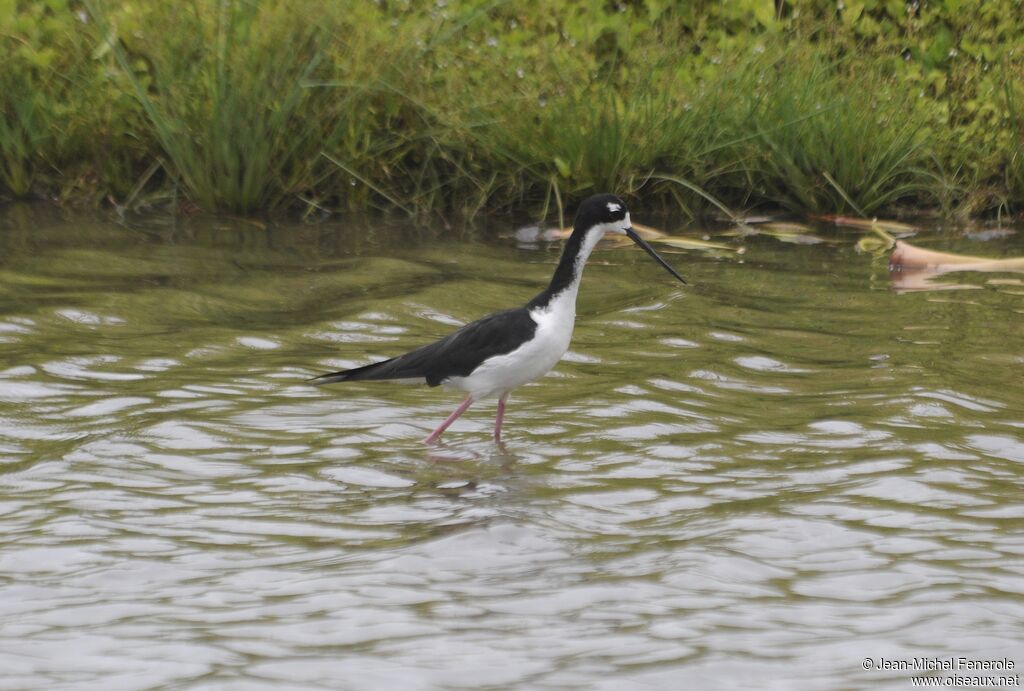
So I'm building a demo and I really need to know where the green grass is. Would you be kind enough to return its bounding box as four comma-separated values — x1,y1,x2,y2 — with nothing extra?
94,1,328,213
3,0,1024,220
745,55,929,216
1004,73,1024,213
459,67,754,220
0,79,48,197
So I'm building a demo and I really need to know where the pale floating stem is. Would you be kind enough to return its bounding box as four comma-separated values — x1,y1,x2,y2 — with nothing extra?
822,170,867,218
321,152,414,217
650,173,739,224
551,178,564,230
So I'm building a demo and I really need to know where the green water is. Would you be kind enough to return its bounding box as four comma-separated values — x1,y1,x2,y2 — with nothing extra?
1,204,1022,689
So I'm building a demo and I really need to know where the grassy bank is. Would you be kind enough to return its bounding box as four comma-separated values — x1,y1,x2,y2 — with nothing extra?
2,0,1024,220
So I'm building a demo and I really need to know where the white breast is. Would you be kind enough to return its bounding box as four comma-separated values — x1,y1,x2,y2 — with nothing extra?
443,225,605,400
446,291,576,400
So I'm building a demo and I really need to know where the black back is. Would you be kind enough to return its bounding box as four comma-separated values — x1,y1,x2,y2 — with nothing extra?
311,307,537,387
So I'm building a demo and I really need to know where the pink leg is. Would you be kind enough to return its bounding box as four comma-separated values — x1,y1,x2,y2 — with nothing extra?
494,393,509,443
424,396,474,444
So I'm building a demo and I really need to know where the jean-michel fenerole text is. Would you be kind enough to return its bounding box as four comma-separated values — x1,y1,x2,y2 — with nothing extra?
873,658,1015,672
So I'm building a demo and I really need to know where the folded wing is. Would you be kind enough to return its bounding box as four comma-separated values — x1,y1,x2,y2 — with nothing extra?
311,307,537,387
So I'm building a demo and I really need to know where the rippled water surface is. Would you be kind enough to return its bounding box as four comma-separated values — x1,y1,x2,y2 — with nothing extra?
1,204,1022,689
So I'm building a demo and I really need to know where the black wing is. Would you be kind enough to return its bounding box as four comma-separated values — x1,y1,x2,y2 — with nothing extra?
311,307,537,387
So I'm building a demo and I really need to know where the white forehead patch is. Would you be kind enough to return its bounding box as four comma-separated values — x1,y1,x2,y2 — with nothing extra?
606,202,622,213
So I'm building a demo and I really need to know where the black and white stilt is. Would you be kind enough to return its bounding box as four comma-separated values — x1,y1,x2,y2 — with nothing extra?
311,193,686,444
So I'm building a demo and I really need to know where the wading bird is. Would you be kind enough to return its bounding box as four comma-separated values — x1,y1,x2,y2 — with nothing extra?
311,193,686,443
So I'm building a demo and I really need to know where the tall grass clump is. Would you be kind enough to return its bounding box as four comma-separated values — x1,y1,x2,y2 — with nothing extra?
7,0,1024,218
466,87,690,208
2,2,157,204
440,35,756,219
1003,71,1024,210
647,58,764,218
747,51,929,216
0,4,79,199
94,0,327,213
312,4,479,216
0,74,50,198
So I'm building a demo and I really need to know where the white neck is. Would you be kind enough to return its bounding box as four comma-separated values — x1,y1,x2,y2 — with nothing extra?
567,227,607,292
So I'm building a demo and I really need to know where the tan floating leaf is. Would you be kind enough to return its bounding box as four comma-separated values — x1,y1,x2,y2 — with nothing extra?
555,222,664,241
653,236,737,251
759,228,833,244
761,222,812,233
631,223,668,240
815,215,918,234
554,222,730,252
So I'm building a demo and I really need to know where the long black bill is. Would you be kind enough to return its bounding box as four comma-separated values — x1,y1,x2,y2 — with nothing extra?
625,227,687,284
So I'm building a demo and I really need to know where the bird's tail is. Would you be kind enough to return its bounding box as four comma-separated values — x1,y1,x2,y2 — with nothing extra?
308,357,399,386
307,360,391,386
308,370,352,386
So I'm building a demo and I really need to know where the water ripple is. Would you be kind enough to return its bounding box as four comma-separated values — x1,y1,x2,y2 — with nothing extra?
0,211,1021,688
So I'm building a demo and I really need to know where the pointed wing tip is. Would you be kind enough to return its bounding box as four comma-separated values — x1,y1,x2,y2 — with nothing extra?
308,372,346,386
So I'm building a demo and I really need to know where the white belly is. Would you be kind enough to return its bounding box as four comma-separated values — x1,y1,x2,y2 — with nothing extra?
446,296,576,400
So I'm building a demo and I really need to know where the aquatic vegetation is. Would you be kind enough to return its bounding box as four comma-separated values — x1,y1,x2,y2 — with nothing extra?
1003,70,1024,213
746,53,929,216
94,1,330,213
2,0,1024,218
0,76,49,197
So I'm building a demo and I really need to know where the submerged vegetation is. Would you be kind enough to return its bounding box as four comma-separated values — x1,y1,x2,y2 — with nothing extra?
2,0,1024,219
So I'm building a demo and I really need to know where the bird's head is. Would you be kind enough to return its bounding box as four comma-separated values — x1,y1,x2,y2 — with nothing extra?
573,193,633,236
573,194,687,284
